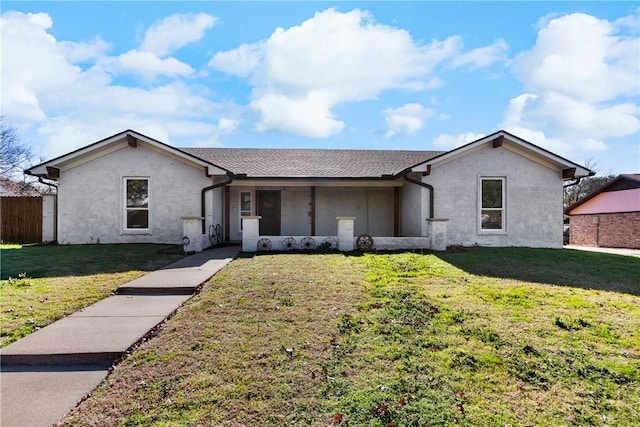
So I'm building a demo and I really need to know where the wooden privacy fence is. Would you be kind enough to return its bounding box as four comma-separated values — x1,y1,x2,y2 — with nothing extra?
1,196,43,243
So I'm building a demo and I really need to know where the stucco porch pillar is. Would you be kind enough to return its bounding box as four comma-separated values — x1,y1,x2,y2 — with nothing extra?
242,216,261,252
427,218,449,251
337,217,356,251
182,217,204,253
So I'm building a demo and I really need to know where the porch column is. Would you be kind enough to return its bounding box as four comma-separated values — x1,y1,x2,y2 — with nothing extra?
182,217,204,253
337,217,355,251
427,218,449,251
242,216,262,252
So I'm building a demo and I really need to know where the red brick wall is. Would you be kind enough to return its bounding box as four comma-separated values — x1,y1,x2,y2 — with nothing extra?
570,212,640,249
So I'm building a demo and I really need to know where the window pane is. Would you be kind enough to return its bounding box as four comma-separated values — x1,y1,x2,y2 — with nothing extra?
482,179,502,208
481,210,502,229
127,180,148,208
127,210,149,229
241,192,251,211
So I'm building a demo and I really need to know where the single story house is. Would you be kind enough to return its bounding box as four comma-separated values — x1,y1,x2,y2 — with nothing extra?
566,174,640,249
26,129,591,251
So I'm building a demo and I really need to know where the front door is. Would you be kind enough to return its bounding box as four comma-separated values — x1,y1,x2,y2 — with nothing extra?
257,190,281,235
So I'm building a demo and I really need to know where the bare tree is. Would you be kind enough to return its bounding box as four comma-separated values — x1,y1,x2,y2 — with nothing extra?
564,158,615,209
0,115,33,177
0,116,46,194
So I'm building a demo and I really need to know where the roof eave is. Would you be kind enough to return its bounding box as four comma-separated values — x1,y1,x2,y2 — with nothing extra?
413,130,592,179
26,130,231,179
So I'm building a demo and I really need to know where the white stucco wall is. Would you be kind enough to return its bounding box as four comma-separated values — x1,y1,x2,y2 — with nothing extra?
424,145,564,248
42,194,57,242
204,186,224,238
400,179,430,237
316,187,394,236
57,143,217,244
227,186,395,240
228,186,312,241
281,187,312,236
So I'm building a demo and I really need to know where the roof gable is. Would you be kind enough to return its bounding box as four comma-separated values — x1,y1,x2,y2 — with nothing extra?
410,130,592,179
26,130,229,179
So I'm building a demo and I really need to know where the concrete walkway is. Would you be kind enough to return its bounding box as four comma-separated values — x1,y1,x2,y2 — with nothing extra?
0,245,239,427
564,245,640,257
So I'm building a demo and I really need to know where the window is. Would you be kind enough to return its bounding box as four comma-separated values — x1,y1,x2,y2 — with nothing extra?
480,177,505,231
240,191,252,230
125,178,149,230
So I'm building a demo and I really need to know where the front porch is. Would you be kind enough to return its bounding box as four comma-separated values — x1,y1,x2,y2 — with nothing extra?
239,216,448,253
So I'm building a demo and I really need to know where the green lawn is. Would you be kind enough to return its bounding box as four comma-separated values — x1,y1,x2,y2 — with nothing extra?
0,244,184,347
60,248,640,426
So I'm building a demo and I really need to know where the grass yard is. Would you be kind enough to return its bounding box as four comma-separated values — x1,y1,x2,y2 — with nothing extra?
61,248,640,426
0,244,184,347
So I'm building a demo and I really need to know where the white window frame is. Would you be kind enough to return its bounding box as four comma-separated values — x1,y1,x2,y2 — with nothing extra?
478,176,506,233
239,191,252,231
123,177,151,233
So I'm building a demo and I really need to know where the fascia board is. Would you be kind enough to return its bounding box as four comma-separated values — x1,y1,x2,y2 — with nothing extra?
27,132,131,175
27,130,229,177
421,131,591,178
501,143,591,177
228,179,404,187
131,133,227,174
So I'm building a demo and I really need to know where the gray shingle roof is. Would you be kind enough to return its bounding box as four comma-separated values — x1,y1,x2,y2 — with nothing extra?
181,148,444,178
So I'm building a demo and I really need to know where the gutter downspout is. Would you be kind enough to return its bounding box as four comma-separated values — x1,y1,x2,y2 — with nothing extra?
37,176,58,190
563,170,596,189
563,177,584,189
403,173,434,219
201,172,234,234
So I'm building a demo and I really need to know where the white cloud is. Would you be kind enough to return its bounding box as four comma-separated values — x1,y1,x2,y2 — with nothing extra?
452,38,509,69
104,50,195,79
514,13,638,103
59,37,110,63
0,11,238,159
209,42,264,77
140,13,217,57
432,132,485,149
210,8,461,137
504,12,639,156
1,11,81,123
99,13,217,81
217,118,239,134
251,91,345,137
383,103,435,138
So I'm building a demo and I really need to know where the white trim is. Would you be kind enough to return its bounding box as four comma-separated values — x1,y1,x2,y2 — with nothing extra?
414,131,591,178
228,179,404,187
239,190,253,232
478,176,506,234
122,176,151,234
28,130,228,177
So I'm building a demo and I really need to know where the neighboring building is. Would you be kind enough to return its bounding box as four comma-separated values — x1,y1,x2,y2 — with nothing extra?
26,129,591,251
566,174,640,249
0,177,20,195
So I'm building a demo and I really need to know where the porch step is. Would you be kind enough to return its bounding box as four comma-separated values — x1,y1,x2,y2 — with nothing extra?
0,295,192,368
1,353,119,367
117,286,197,295
116,263,228,295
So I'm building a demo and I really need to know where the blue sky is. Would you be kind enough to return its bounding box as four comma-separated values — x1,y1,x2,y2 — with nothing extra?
2,1,638,175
